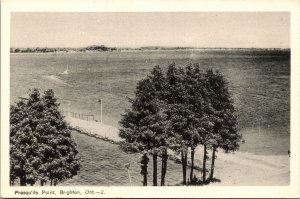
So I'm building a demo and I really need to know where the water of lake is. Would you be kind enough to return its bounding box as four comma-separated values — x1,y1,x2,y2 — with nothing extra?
10,50,290,155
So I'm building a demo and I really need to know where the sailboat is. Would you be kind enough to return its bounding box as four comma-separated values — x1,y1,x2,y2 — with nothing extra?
62,65,69,75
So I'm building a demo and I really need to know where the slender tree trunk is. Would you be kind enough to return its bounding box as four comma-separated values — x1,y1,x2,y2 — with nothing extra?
141,153,148,186
164,152,168,183
203,144,207,183
143,172,147,186
19,174,26,186
161,157,165,186
184,152,187,183
181,152,185,185
50,179,53,186
153,153,158,186
161,149,168,186
210,146,216,180
190,147,195,182
181,151,187,185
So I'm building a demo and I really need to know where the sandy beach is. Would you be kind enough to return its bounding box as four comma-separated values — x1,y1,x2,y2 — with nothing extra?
200,150,289,186
66,117,290,186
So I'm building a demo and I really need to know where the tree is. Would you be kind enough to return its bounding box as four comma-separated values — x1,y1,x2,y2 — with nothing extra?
120,64,242,186
10,88,80,186
119,66,171,186
183,64,207,183
164,64,190,185
204,69,242,181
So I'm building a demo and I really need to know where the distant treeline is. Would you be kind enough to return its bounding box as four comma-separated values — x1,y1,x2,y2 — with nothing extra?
10,45,290,55
10,45,196,53
10,45,117,53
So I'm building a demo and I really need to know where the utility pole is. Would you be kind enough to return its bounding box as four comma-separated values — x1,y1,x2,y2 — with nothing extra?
258,99,261,136
98,99,102,123
124,163,132,186
107,169,110,187
67,101,71,117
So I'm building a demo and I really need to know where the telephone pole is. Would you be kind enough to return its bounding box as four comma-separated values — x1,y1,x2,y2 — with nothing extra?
98,99,102,123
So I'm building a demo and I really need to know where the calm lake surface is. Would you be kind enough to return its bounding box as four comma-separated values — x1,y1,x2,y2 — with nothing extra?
10,50,290,155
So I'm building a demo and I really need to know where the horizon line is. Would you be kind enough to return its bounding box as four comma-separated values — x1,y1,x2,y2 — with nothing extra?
10,45,291,49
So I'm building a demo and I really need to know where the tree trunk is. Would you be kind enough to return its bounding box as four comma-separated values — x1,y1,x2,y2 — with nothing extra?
19,174,26,186
181,151,187,185
161,158,165,186
210,146,216,180
141,153,148,186
184,152,187,183
153,153,158,186
190,147,195,182
143,172,147,186
164,153,168,184
160,149,168,186
203,144,207,183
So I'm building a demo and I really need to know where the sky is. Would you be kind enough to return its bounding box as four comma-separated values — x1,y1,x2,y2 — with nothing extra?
11,12,290,48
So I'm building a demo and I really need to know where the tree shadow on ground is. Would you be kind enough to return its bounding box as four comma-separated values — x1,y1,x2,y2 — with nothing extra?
186,177,222,186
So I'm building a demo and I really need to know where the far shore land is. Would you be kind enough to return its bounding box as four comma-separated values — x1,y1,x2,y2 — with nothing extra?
66,116,290,186
10,45,291,54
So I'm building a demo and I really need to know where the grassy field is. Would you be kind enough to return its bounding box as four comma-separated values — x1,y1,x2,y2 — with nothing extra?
62,130,289,186
62,131,186,186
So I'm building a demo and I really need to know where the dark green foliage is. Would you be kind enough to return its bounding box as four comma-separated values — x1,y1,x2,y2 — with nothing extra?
205,69,241,150
164,64,203,185
10,88,80,186
119,66,171,186
119,66,168,149
119,63,242,186
204,69,242,180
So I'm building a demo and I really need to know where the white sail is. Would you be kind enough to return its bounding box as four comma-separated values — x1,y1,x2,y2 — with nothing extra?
62,65,69,75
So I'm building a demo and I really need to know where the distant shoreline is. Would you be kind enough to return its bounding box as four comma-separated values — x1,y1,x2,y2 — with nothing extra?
10,45,290,54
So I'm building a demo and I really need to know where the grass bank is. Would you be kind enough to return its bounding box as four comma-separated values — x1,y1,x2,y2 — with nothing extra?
62,130,289,186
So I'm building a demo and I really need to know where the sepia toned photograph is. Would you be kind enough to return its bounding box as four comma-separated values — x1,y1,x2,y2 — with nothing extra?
8,12,291,186
1,1,300,197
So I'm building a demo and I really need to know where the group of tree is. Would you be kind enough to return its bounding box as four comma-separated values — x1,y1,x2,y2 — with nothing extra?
10,45,117,53
84,45,117,52
10,89,80,186
11,47,64,53
119,63,242,186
